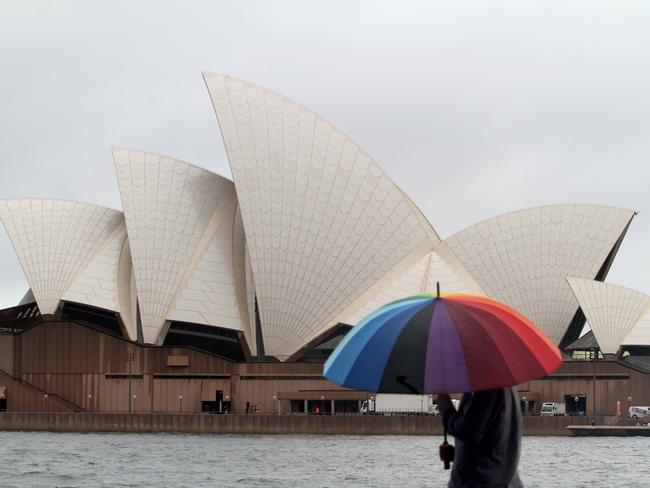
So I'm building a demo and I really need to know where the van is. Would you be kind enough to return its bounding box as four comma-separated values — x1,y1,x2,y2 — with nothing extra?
629,406,650,419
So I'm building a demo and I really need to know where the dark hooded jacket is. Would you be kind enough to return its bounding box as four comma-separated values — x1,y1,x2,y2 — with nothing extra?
442,387,524,488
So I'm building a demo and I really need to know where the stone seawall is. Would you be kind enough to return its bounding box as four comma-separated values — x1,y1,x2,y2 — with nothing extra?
0,412,612,435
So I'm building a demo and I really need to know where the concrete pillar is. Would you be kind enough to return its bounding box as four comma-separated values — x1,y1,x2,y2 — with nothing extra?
304,399,308,413
331,399,335,416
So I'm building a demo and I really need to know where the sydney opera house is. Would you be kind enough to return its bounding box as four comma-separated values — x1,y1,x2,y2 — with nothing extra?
1,73,649,417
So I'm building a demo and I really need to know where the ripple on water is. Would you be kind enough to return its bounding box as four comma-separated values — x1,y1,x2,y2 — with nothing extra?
0,432,648,487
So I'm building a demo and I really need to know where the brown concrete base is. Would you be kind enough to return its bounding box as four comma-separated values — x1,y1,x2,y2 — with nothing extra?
0,412,441,435
521,415,614,435
0,412,616,436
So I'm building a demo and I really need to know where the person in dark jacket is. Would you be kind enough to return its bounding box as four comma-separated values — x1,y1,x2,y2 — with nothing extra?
438,387,524,487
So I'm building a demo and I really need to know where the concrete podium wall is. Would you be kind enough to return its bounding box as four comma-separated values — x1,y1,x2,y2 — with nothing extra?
0,412,611,436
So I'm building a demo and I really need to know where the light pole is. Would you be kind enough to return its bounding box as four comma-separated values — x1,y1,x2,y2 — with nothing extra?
522,396,527,416
127,351,134,414
628,396,633,417
272,395,277,415
370,396,375,414
179,395,183,414
88,394,93,412
225,395,230,414
574,396,579,416
591,348,597,425
132,394,137,414
320,395,325,415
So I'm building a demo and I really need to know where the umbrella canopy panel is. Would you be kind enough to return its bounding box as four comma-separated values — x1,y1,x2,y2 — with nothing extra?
324,294,562,394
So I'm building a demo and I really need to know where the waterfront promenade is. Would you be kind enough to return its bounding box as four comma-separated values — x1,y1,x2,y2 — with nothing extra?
0,412,613,436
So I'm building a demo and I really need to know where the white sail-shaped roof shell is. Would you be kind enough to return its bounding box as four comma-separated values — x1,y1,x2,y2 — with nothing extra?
336,244,484,327
116,236,138,341
204,73,438,359
622,306,650,347
0,199,124,315
232,208,258,356
445,204,635,345
62,221,127,314
166,188,250,339
113,149,250,344
567,277,650,355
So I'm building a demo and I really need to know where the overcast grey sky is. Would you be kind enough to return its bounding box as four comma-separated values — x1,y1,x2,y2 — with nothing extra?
0,1,649,309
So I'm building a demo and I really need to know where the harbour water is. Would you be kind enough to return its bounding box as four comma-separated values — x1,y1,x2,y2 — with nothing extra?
0,432,646,487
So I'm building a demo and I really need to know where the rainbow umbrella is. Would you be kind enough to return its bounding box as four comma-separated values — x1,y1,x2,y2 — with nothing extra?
324,290,562,394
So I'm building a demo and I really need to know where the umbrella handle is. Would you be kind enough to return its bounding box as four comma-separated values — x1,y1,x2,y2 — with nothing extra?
439,419,454,470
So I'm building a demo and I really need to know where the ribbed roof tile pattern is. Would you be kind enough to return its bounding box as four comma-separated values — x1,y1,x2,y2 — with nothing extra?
445,205,634,345
231,207,256,355
338,250,482,327
244,242,258,355
623,306,650,346
63,222,127,313
567,277,650,354
113,149,238,343
337,255,429,327
0,199,123,314
167,186,246,332
204,73,438,359
116,237,138,341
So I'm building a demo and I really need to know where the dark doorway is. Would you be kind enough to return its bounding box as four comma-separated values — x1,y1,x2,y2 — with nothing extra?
202,390,227,414
333,400,359,414
202,401,218,413
215,390,224,413
290,400,306,414
0,398,6,412
565,394,587,416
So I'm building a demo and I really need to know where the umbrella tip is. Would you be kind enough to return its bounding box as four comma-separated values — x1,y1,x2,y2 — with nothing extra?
437,282,440,298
